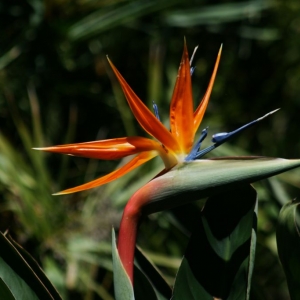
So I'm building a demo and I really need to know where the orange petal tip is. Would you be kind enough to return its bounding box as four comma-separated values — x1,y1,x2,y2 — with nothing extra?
218,44,223,55
52,191,68,196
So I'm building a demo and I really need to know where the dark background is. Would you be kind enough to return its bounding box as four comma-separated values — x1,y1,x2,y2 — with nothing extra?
0,0,299,299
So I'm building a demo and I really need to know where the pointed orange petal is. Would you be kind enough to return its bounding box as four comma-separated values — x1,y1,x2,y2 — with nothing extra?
193,45,222,134
169,39,194,154
54,151,157,195
107,58,180,153
34,137,162,160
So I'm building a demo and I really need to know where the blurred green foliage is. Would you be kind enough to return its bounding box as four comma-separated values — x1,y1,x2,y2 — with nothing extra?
1,0,300,299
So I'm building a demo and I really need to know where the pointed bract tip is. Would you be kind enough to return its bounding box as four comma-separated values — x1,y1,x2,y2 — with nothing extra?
270,108,280,114
218,44,223,55
106,55,112,64
52,191,66,196
190,45,199,66
265,108,280,116
32,147,45,151
257,108,280,121
183,37,188,52
107,56,115,69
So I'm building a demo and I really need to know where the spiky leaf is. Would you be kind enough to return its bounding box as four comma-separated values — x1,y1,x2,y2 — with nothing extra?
172,185,257,299
276,198,300,300
0,232,61,300
112,229,135,300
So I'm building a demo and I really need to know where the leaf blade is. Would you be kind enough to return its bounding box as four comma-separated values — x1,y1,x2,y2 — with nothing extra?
0,278,16,300
135,247,171,300
112,229,135,300
172,185,257,299
0,232,60,300
6,235,61,300
276,198,300,300
0,257,39,300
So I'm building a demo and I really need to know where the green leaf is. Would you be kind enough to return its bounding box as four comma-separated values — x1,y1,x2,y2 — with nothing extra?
0,257,39,300
0,278,16,300
164,1,271,27
68,1,178,41
134,267,158,300
135,247,171,300
276,198,300,300
0,232,62,300
172,185,257,300
141,157,300,214
6,235,61,300
112,229,135,300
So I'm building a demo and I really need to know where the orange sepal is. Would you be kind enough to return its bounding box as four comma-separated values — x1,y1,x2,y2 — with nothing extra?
193,45,222,134
169,39,194,154
107,58,180,153
54,151,157,195
34,137,162,160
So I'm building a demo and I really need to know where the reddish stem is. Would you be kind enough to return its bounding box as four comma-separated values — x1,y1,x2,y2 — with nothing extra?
117,183,152,284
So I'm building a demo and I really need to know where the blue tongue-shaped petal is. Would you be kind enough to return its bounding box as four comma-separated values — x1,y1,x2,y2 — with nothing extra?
152,100,161,121
189,108,280,160
185,128,208,161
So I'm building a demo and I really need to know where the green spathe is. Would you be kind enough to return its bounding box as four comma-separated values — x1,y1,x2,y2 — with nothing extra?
141,157,300,214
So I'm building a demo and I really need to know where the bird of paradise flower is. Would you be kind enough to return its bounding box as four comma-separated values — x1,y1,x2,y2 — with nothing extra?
35,40,277,284
35,41,221,195
36,41,276,195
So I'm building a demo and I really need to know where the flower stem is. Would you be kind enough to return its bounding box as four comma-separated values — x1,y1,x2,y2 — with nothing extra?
117,202,141,283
